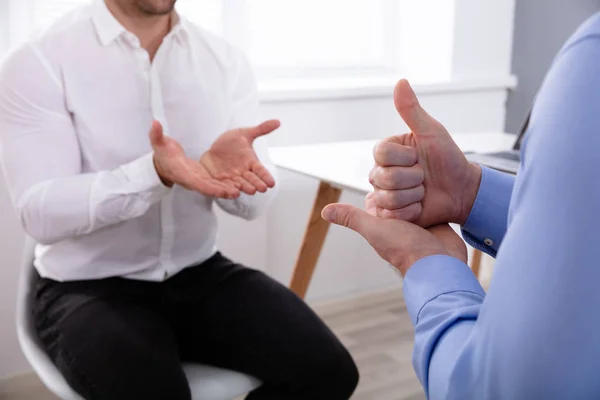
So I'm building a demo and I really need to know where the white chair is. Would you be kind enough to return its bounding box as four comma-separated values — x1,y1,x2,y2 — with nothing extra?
16,238,261,400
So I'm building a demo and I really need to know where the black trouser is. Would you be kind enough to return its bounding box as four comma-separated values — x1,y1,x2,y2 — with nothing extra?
33,252,359,400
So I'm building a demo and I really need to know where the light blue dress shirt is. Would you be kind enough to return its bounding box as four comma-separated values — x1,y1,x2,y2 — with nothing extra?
402,12,600,399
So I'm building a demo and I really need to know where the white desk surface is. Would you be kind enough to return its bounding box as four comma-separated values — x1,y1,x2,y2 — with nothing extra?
269,132,515,194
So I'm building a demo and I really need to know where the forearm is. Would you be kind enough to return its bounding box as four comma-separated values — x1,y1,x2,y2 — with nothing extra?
14,153,169,245
404,256,485,398
461,166,514,257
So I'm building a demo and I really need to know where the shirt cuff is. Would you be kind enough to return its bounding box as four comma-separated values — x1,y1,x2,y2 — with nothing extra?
461,166,514,255
403,255,485,326
119,152,171,198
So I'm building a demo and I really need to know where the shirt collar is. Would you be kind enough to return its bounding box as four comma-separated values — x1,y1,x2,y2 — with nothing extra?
92,0,125,46
167,12,190,43
92,0,189,47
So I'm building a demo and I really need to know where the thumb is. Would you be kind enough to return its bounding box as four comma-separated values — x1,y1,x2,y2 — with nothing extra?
244,119,281,141
148,120,165,148
394,79,436,135
322,203,377,239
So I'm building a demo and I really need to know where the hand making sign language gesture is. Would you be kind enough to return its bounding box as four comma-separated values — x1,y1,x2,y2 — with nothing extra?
322,80,481,275
150,119,281,199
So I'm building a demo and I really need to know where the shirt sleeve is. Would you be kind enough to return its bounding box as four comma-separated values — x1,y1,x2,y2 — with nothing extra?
214,47,278,220
0,44,170,246
402,34,600,399
461,166,515,257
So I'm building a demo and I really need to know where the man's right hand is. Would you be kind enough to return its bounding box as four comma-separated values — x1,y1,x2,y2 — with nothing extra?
369,80,482,227
149,121,241,199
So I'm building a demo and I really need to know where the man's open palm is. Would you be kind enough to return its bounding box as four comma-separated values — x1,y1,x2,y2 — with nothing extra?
150,120,280,199
200,120,280,195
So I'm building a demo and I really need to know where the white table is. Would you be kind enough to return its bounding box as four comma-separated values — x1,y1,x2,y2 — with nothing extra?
269,132,516,298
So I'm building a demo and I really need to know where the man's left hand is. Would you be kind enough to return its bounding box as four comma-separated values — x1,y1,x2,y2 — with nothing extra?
199,119,280,195
322,202,467,276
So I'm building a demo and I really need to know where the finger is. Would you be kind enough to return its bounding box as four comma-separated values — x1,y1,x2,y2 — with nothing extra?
188,168,240,199
375,186,425,210
223,178,242,190
251,162,275,188
243,171,268,193
372,140,418,167
378,202,423,222
193,178,240,199
322,204,379,241
394,79,436,134
148,120,164,148
365,192,377,216
233,176,257,195
369,165,424,190
244,119,281,140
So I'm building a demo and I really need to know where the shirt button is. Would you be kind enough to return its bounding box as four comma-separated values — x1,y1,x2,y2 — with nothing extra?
484,238,494,246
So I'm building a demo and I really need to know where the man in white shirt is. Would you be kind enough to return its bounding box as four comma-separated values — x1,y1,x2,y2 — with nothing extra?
0,0,359,398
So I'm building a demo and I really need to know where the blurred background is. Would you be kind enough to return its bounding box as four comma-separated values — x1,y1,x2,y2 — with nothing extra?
1,0,600,397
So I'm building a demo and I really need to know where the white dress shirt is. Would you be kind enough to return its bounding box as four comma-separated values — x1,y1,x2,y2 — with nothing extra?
0,0,277,282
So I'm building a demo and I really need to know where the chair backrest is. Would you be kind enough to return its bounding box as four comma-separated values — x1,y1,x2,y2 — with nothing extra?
16,237,38,351
16,237,83,400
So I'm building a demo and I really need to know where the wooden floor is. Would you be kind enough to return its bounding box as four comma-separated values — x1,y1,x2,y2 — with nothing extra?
0,288,424,400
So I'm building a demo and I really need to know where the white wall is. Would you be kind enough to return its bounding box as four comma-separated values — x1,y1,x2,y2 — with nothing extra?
0,0,516,380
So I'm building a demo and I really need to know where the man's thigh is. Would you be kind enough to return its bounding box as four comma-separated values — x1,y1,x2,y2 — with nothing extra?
172,255,358,398
33,277,191,400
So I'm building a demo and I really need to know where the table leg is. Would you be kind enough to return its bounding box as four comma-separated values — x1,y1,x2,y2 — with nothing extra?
471,249,483,279
289,181,342,299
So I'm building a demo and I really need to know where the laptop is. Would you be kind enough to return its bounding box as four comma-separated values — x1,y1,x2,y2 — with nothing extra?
465,111,530,174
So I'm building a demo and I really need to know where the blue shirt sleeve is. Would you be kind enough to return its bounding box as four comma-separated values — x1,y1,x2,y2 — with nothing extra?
461,167,515,257
402,20,600,400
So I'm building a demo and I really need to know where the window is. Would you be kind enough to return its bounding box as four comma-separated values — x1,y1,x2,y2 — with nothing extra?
179,0,401,81
8,0,455,84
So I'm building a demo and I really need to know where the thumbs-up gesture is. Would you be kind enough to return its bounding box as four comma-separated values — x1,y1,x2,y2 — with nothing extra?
150,119,280,198
369,80,481,227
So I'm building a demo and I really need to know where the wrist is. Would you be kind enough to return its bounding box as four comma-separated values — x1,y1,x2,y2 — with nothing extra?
153,154,174,188
456,163,482,225
399,246,452,277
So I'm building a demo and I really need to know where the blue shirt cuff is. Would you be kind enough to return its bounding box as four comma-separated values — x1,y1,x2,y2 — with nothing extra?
461,166,514,255
403,255,486,326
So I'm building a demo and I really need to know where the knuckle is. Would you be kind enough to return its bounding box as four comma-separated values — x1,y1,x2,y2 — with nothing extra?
374,142,390,164
408,147,419,164
368,167,377,185
380,168,397,189
381,190,402,209
342,211,354,228
384,191,399,208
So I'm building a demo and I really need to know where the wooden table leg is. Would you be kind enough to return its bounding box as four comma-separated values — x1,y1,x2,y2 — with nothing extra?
471,249,483,279
289,181,342,299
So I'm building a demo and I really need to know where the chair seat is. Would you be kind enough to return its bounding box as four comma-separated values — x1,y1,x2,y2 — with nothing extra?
21,335,260,400
183,364,261,400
